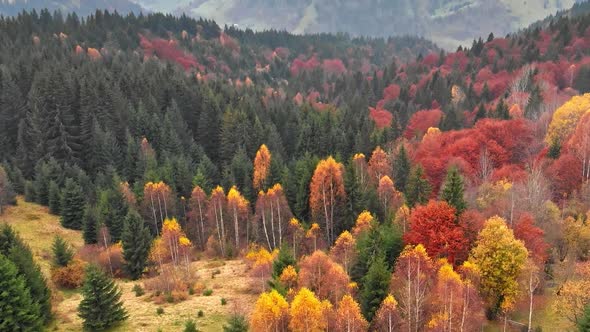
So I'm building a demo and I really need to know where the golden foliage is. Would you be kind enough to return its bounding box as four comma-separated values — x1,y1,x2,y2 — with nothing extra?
546,93,590,144
352,211,373,237
250,289,289,332
468,216,528,310
289,288,326,332
253,144,272,191
335,295,368,332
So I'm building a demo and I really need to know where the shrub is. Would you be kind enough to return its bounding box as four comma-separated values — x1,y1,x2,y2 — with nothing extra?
197,310,204,317
51,259,86,289
203,288,213,296
156,307,164,315
184,319,198,332
165,292,174,303
221,298,227,305
132,284,145,297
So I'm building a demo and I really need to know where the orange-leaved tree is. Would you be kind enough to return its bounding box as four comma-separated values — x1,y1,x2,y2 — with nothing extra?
207,186,227,256
298,250,350,304
309,156,346,244
335,294,369,332
404,200,468,265
330,231,357,274
289,287,326,332
368,146,391,185
253,144,271,191
188,185,208,249
227,186,249,251
390,244,435,332
373,295,400,332
250,289,289,332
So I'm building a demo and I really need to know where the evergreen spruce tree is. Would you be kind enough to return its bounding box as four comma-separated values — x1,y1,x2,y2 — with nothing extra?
393,144,410,193
0,254,42,331
360,256,390,321
405,166,432,208
8,244,52,324
52,235,74,267
121,211,152,280
83,206,99,245
579,304,590,332
441,166,467,215
48,180,61,215
97,186,128,242
272,243,297,279
223,314,249,332
78,265,128,331
60,178,86,230
0,224,51,323
0,224,18,255
474,103,487,122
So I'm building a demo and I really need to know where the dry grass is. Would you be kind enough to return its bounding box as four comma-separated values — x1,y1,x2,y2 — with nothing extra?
1,197,258,331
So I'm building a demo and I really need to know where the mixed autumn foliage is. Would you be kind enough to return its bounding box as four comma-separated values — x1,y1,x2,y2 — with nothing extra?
2,5,590,332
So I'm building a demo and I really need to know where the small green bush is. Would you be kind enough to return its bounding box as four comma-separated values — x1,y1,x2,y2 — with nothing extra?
184,319,198,332
197,310,204,317
203,289,213,296
132,284,144,297
221,298,227,305
156,307,164,315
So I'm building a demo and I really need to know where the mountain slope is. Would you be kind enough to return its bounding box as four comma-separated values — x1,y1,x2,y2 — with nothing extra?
139,0,582,49
0,0,143,16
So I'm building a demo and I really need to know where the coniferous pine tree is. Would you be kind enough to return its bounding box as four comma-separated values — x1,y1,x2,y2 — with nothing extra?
0,224,52,324
121,211,152,280
60,178,86,230
48,180,61,215
97,186,128,242
78,265,128,331
8,244,52,324
393,144,410,193
0,254,42,331
83,206,99,245
52,235,74,267
360,255,391,321
440,166,467,215
405,166,432,208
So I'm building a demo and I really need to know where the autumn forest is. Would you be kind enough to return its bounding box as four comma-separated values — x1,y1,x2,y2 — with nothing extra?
2,2,590,331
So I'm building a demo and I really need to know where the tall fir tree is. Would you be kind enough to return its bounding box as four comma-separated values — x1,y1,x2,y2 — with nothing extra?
360,255,391,321
52,235,74,267
8,244,52,324
393,144,410,193
0,225,51,324
97,186,128,242
48,180,61,215
60,178,86,230
405,166,432,208
440,166,467,215
83,206,99,245
78,265,128,331
0,254,42,331
121,211,152,280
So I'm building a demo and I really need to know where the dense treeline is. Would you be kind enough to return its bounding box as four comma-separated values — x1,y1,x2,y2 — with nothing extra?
2,6,590,331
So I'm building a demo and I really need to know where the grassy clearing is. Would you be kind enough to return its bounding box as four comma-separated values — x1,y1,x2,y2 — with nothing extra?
1,197,257,332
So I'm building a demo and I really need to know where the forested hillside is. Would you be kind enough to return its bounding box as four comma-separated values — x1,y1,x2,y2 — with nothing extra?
1,6,590,331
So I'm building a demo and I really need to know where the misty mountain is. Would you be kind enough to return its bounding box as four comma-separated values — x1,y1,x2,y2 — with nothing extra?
135,0,583,49
0,0,142,17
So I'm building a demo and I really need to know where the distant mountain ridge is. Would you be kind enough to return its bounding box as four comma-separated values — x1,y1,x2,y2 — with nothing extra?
138,0,584,49
0,0,587,49
0,0,142,16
